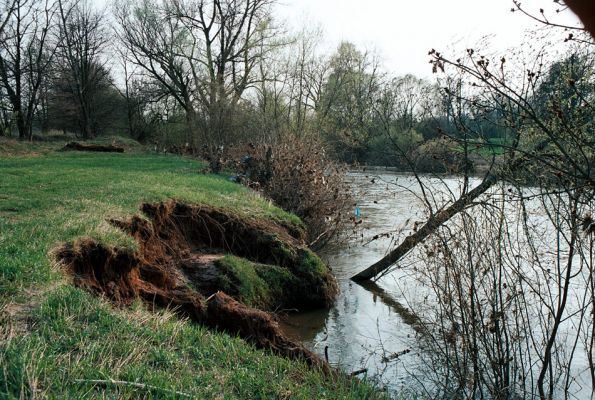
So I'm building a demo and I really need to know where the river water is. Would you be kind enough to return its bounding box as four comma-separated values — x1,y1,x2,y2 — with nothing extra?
280,171,594,399
281,171,443,394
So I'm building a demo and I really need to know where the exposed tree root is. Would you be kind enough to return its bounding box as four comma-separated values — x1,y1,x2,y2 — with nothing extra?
53,200,337,369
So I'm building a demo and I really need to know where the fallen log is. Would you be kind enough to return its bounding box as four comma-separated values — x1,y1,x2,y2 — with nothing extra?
351,135,564,282
351,173,498,282
61,141,125,153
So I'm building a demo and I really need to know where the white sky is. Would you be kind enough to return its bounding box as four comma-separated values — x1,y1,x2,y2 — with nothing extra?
275,0,583,77
96,0,584,79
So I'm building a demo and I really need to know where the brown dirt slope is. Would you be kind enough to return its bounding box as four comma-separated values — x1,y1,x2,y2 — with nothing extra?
53,200,338,368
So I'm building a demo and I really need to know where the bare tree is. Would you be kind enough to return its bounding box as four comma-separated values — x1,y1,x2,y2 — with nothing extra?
318,42,383,162
408,179,594,398
283,26,327,137
347,3,595,397
368,75,432,167
0,0,57,140
0,82,11,135
252,25,332,141
172,0,278,144
54,0,110,139
116,50,152,142
252,36,290,142
352,11,595,281
115,0,198,146
115,0,278,155
0,1,15,135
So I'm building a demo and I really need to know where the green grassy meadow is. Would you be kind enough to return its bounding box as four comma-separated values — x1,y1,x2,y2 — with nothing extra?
0,141,384,399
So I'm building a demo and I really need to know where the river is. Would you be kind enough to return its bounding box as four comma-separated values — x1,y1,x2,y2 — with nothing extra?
281,171,444,395
280,171,594,399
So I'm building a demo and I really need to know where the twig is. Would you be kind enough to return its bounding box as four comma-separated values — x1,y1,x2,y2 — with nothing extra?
205,292,218,303
74,379,192,398
349,368,368,377
381,349,411,363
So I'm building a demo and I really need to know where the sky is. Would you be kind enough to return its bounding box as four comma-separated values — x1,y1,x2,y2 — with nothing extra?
274,0,583,78
95,0,584,79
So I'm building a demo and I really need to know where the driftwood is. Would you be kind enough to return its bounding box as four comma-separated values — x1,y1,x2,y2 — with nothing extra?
381,349,411,363
349,368,368,377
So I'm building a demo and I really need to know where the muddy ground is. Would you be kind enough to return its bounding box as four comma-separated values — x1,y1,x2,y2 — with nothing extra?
61,142,125,153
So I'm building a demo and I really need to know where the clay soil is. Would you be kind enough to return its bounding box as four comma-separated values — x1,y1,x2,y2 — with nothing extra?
54,200,338,368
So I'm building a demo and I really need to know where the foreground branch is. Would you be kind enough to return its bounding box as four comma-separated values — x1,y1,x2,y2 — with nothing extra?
74,379,192,397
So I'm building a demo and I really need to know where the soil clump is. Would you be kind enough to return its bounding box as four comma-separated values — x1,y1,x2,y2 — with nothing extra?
54,200,338,368
61,142,125,153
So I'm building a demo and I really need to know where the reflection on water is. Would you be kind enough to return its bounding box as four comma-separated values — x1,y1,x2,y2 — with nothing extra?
281,171,594,399
280,171,464,393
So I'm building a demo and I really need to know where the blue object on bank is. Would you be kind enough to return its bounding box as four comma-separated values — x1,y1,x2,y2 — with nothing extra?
355,206,361,218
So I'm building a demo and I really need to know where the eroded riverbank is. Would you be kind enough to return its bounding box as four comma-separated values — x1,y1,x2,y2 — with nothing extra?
54,199,338,368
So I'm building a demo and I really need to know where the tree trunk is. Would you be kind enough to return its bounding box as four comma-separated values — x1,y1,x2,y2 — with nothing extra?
351,173,498,282
185,106,196,147
351,135,560,282
79,101,94,139
16,110,27,140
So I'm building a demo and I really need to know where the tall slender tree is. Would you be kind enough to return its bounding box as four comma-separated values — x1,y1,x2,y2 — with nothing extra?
0,0,57,140
55,0,109,139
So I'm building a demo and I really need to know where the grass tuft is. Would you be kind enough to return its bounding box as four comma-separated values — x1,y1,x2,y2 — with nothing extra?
216,255,299,309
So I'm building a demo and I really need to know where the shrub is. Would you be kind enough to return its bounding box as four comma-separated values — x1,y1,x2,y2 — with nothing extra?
413,136,474,174
225,137,352,249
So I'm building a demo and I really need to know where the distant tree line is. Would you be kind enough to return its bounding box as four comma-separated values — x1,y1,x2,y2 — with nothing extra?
0,0,591,172
0,0,127,140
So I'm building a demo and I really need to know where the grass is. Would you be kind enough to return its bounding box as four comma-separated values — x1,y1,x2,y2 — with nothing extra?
0,135,146,157
2,287,382,399
216,256,299,309
0,151,300,300
0,144,383,399
214,241,336,311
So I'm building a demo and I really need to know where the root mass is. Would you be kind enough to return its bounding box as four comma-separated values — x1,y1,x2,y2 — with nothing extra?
54,200,337,368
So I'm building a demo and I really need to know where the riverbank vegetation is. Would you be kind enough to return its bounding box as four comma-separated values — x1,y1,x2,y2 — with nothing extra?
351,4,595,398
2,0,595,397
0,150,384,398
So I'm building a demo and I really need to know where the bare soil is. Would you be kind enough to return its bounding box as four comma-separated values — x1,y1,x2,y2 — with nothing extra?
53,200,338,368
60,142,125,153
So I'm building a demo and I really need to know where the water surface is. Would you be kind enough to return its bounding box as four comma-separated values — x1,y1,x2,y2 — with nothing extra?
281,171,594,399
281,171,448,393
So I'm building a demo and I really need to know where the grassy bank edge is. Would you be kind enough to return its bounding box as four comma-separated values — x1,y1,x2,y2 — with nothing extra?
0,147,386,399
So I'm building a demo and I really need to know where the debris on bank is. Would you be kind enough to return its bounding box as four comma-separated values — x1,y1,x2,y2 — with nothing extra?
53,200,338,368
60,142,125,153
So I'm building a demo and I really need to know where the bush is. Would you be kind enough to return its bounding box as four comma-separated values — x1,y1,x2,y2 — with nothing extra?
364,129,424,167
225,137,352,249
413,136,474,174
